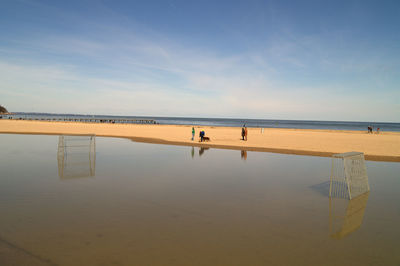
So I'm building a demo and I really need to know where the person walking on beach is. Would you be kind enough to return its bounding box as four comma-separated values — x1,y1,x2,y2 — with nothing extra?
241,127,245,140
244,127,248,141
199,130,205,142
191,127,195,141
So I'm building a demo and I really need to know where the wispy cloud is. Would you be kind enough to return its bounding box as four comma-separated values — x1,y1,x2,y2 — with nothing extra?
0,1,399,121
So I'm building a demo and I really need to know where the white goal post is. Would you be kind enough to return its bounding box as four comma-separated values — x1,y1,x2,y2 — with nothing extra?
329,151,370,200
57,135,96,179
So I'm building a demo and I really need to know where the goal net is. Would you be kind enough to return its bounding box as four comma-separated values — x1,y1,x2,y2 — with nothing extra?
57,135,96,179
328,152,370,239
329,152,369,200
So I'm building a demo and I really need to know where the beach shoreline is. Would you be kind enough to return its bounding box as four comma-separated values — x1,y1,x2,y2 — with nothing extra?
1,120,399,162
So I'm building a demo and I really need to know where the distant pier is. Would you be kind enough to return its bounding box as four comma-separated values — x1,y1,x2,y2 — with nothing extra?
0,115,158,124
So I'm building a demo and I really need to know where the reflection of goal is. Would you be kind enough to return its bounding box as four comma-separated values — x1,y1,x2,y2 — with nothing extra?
329,152,369,200
329,191,369,239
329,152,370,239
57,135,96,179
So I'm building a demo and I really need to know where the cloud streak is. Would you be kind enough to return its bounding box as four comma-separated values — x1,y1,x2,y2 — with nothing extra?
0,1,399,121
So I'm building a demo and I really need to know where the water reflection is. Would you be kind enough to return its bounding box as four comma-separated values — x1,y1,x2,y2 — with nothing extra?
241,150,247,160
189,147,248,161
188,146,209,158
329,192,369,239
328,152,370,239
57,135,96,179
199,147,209,156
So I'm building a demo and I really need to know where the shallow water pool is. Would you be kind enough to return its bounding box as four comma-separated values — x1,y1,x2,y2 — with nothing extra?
0,134,399,265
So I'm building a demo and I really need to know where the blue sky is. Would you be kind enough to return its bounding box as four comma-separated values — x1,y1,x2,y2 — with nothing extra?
0,0,399,121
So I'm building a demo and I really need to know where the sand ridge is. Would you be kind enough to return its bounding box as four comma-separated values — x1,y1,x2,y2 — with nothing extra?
1,120,399,162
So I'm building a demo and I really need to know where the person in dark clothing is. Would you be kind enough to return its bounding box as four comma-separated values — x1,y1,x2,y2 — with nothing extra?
241,127,245,140
199,130,205,142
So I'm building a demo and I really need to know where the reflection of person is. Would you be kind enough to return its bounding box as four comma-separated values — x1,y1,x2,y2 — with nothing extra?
191,127,195,141
191,147,194,158
241,150,247,160
244,127,248,141
199,147,205,156
199,147,209,156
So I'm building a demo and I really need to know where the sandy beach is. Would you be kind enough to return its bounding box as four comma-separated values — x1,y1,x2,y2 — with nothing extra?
1,120,399,162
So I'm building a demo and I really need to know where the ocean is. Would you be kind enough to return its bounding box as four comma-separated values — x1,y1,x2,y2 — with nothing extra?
2,112,400,132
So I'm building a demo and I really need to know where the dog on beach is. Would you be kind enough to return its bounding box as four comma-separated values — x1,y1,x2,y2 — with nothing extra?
203,136,210,142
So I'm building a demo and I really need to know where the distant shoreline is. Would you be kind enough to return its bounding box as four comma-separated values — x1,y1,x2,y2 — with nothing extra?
7,111,400,123
1,120,399,162
2,112,400,132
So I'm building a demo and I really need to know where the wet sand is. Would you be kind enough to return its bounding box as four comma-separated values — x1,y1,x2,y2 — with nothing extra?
1,120,399,162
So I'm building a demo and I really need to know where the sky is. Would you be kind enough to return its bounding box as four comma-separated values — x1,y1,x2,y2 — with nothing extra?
0,0,399,122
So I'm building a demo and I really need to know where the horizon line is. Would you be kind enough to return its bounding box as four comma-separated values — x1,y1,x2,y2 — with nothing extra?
5,111,400,124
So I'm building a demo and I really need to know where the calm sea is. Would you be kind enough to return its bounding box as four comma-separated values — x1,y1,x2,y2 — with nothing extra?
3,112,400,132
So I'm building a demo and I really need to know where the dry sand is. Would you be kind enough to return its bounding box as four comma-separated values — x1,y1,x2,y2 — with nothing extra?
1,120,399,162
